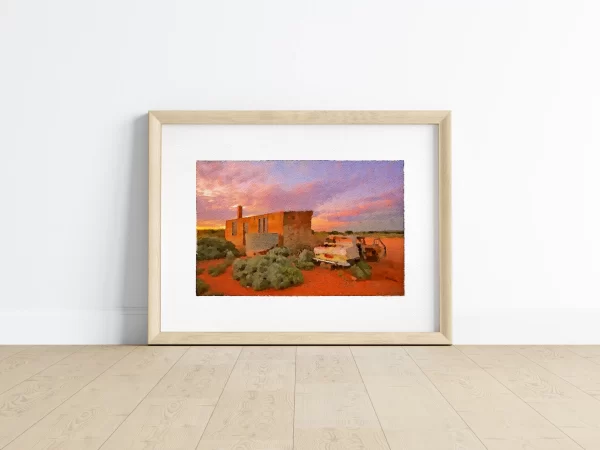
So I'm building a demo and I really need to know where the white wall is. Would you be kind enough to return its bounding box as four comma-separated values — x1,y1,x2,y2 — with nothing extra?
1,0,598,344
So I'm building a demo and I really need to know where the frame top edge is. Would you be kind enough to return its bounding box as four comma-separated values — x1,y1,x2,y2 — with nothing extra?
148,110,451,125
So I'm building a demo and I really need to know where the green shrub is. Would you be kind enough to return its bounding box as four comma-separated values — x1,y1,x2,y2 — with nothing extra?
298,249,315,262
252,274,270,291
232,258,247,278
294,249,315,270
232,253,303,291
196,279,224,296
295,260,315,270
196,266,205,274
267,246,291,257
197,228,226,239
208,256,235,277
207,264,226,277
196,237,239,261
196,278,209,295
349,261,372,280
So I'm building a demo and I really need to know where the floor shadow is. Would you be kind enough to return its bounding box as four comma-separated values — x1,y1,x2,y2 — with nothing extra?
118,115,149,343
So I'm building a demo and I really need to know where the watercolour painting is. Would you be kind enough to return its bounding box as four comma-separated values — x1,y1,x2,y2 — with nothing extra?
196,160,405,296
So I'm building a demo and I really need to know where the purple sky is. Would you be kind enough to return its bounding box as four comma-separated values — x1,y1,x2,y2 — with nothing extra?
196,160,404,231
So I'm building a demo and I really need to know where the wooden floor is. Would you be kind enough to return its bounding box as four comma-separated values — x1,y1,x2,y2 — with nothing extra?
0,346,600,449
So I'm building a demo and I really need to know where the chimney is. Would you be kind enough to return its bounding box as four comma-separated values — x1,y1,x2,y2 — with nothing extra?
237,205,243,219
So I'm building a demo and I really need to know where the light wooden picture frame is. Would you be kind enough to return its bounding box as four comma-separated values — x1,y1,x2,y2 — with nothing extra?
148,111,451,345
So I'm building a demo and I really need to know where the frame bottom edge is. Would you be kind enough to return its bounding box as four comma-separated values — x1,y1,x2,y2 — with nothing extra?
148,331,451,345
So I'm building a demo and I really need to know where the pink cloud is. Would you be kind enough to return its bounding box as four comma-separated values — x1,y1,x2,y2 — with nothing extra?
196,161,403,231
196,161,364,225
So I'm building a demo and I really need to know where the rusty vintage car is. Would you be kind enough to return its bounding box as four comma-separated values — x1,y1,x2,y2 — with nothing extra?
313,235,386,267
356,235,387,261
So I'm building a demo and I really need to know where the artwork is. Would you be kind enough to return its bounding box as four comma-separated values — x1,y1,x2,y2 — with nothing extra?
149,110,452,345
195,161,405,296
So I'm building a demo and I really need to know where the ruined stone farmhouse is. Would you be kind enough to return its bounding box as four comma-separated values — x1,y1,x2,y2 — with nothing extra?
225,205,313,254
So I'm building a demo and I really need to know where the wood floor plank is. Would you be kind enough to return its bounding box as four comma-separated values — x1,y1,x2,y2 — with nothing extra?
295,346,389,450
4,346,187,450
1,346,597,450
197,346,295,450
352,346,485,450
515,346,600,399
407,346,580,450
566,346,600,365
0,346,82,395
459,345,600,449
0,346,134,448
101,346,240,450
0,347,29,363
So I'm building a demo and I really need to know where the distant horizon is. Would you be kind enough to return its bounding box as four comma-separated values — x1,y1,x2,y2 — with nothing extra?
196,225,404,233
196,160,404,232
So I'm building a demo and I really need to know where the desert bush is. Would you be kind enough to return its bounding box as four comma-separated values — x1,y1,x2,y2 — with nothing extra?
196,237,239,261
197,228,226,239
196,277,225,296
295,249,315,270
267,246,291,257
268,263,304,289
298,249,315,262
295,260,314,270
196,278,210,295
232,252,303,291
349,260,372,280
196,266,205,274
208,254,236,277
232,258,248,278
207,264,226,277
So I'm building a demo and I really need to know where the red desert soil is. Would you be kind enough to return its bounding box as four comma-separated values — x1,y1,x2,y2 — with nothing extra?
197,237,404,296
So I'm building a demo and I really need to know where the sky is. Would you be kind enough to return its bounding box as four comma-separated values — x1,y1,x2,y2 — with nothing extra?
196,160,404,232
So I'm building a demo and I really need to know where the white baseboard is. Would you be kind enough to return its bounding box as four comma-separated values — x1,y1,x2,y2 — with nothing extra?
0,308,148,344
0,307,598,345
453,308,600,344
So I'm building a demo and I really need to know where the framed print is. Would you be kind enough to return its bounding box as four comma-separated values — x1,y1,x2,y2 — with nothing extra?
148,111,451,345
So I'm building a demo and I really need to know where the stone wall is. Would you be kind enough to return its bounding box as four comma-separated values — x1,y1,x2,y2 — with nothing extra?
245,232,279,255
224,219,244,247
282,211,313,250
225,210,312,252
225,212,285,248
